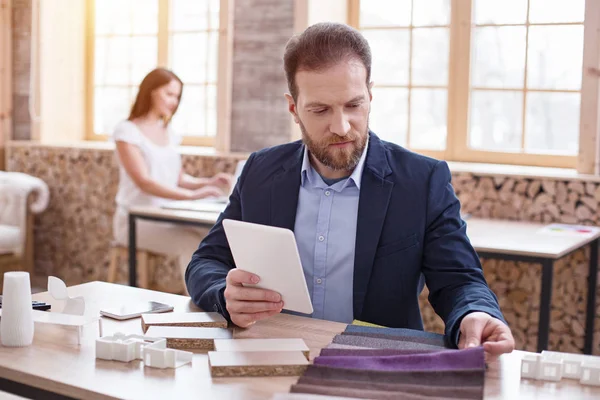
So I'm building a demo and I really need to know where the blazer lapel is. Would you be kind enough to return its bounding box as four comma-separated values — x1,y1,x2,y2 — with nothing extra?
353,133,394,319
270,145,303,231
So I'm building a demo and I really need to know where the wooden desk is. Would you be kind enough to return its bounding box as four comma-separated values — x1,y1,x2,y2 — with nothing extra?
1,282,599,400
466,218,600,354
127,206,220,288
126,207,600,354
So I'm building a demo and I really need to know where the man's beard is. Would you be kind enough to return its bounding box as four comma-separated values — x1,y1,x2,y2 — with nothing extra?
299,119,368,172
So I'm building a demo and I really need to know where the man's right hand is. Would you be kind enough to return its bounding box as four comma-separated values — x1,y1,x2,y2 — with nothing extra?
224,269,284,328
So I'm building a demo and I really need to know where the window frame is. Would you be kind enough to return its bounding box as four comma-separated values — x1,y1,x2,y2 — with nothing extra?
85,0,232,149
348,0,600,170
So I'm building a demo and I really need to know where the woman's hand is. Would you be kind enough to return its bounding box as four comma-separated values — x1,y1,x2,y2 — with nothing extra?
209,172,233,189
187,186,224,200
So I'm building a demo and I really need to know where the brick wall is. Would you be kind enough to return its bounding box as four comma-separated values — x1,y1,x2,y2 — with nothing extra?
11,0,31,140
230,0,294,152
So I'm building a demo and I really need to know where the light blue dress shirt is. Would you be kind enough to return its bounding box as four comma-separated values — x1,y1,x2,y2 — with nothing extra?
293,141,369,323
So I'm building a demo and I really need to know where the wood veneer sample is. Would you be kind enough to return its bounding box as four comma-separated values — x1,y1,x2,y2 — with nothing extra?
141,312,227,333
208,351,309,377
144,326,232,350
213,338,310,359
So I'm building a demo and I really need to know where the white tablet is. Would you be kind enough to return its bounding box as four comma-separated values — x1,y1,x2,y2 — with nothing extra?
222,219,313,315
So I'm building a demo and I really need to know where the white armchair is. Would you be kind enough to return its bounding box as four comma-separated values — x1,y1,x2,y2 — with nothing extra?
0,172,49,279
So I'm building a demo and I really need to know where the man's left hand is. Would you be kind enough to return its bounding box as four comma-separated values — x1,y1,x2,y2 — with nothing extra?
459,312,515,362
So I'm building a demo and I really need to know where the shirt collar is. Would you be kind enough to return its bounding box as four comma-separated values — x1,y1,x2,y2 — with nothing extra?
300,138,369,190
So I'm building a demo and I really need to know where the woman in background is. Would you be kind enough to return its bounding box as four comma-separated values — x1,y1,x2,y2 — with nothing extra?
112,67,230,292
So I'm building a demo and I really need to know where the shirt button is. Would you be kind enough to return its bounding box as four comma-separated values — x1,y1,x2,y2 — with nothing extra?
318,235,325,242
325,190,331,196
316,278,322,284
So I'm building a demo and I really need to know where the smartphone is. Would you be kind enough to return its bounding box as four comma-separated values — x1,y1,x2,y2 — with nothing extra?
99,301,174,320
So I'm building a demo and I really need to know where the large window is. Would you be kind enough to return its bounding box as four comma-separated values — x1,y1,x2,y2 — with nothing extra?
88,0,222,146
349,0,591,168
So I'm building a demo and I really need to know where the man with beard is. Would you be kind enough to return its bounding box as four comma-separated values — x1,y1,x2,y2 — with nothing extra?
185,22,514,358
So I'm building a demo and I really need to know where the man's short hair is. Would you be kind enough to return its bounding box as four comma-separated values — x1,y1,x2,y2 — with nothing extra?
283,22,372,102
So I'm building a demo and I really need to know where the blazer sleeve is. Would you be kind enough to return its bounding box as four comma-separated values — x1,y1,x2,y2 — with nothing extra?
184,153,256,321
421,160,506,346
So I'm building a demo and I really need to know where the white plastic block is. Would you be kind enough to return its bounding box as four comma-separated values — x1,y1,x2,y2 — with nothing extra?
538,358,563,381
142,339,193,369
581,363,600,386
521,354,541,379
95,333,162,362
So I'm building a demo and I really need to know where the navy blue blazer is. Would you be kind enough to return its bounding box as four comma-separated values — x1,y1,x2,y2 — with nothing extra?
185,132,505,345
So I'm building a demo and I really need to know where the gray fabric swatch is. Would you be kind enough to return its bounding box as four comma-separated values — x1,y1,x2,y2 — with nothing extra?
341,331,447,347
324,343,372,350
302,365,485,387
297,376,483,399
344,325,445,342
331,334,446,350
290,383,476,400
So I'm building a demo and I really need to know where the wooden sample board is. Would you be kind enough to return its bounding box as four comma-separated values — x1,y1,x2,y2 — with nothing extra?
213,338,310,359
208,351,309,377
144,326,232,350
141,312,227,333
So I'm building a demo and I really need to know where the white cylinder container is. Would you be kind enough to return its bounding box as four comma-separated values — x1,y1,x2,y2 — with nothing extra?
1,271,34,347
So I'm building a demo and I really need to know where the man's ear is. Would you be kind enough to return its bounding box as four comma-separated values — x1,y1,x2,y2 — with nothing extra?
285,93,300,124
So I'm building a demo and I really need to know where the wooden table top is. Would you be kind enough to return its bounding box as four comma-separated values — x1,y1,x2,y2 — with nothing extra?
466,218,600,259
0,282,598,399
129,206,221,225
129,206,600,260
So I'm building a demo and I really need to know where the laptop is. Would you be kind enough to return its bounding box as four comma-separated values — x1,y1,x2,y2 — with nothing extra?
162,160,246,213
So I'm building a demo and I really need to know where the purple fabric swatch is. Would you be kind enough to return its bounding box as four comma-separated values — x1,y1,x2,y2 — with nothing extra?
313,346,485,372
297,376,483,399
303,364,485,387
341,331,447,347
331,334,446,350
319,348,445,357
290,383,477,400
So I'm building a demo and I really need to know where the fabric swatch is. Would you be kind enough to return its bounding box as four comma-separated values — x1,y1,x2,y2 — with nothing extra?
344,324,445,342
319,348,445,357
290,383,476,400
313,346,484,372
341,331,447,347
324,343,372,350
297,376,483,399
302,364,485,387
331,334,446,350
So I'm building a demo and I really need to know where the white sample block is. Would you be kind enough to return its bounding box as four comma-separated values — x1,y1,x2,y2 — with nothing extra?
142,340,193,369
521,351,600,386
213,338,310,359
95,333,162,362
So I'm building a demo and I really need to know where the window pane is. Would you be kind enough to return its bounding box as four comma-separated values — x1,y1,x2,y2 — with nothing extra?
95,0,133,35
409,89,447,150
469,90,523,151
206,84,217,137
359,0,411,27
471,27,526,88
525,92,579,154
98,37,132,85
363,30,410,86
529,0,585,23
412,28,449,86
527,26,583,90
171,0,220,31
473,0,528,25
131,37,158,85
412,0,450,26
170,33,209,83
131,0,158,34
94,87,131,134
369,88,409,145
171,85,205,136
